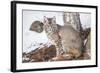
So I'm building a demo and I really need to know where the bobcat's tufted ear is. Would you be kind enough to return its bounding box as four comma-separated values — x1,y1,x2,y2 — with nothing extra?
44,16,47,24
44,16,46,19
53,16,56,23
53,16,56,20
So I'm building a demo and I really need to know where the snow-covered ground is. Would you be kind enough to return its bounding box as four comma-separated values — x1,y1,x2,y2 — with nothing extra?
23,10,91,53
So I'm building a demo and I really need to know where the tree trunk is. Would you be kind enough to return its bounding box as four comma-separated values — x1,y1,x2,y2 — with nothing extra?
63,12,83,33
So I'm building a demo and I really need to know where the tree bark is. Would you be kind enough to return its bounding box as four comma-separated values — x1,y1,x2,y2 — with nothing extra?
63,12,83,33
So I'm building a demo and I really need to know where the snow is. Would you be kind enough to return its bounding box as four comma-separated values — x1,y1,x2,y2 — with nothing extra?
23,31,49,53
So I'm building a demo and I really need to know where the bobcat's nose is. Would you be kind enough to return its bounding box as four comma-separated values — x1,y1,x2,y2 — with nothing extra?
49,21,52,24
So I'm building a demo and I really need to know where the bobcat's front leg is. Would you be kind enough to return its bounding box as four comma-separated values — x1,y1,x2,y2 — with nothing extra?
55,45,64,56
55,40,64,56
49,32,64,56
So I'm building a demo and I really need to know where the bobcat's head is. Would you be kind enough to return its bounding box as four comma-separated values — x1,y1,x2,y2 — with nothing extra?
43,16,58,33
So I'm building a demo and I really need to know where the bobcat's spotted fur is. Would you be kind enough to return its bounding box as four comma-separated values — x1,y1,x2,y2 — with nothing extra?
44,16,64,56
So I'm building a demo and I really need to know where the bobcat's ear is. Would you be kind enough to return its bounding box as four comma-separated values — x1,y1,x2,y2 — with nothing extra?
44,16,46,19
53,16,56,23
53,16,56,20
44,16,47,24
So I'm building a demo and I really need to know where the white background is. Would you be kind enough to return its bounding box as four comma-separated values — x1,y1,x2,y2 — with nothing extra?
0,0,99,73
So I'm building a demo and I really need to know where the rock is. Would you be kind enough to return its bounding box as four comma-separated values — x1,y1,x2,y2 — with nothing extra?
22,45,56,62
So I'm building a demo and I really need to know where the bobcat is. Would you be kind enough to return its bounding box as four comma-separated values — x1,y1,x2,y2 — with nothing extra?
43,16,64,56
30,16,83,60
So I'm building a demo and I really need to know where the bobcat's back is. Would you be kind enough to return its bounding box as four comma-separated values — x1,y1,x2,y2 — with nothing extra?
59,25,83,58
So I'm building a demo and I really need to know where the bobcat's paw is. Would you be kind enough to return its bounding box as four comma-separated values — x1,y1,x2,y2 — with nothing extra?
51,55,65,61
